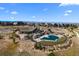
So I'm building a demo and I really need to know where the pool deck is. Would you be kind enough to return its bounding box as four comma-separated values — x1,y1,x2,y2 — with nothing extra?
33,34,62,42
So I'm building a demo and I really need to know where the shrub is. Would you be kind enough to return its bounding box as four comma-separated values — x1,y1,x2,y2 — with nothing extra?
0,35,3,39
48,52,55,56
34,42,43,50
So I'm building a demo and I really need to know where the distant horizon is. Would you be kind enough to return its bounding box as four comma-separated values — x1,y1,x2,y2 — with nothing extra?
0,20,79,24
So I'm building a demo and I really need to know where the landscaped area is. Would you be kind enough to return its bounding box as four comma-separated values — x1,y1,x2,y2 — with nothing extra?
0,21,78,56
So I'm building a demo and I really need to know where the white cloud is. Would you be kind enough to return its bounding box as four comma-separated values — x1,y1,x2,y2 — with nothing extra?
0,7,5,10
64,13,69,16
59,0,79,7
65,10,72,13
59,3,79,7
40,19,44,21
64,10,72,16
11,11,18,15
10,16,15,19
32,16,36,18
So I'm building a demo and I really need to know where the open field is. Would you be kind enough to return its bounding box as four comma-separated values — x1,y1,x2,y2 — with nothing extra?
0,22,78,56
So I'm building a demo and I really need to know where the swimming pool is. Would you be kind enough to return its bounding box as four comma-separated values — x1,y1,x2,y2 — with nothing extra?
41,34,59,42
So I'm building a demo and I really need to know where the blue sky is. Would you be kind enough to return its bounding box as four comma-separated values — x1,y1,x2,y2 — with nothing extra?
0,3,79,23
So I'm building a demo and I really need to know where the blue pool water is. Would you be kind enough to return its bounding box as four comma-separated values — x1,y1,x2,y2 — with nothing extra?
41,34,59,42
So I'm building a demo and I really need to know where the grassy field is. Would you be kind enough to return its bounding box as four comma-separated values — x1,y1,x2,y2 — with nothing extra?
54,37,79,56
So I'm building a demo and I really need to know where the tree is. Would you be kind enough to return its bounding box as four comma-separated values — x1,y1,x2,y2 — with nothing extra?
54,23,58,27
